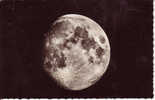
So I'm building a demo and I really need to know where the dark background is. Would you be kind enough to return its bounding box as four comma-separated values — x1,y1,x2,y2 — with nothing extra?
0,0,153,98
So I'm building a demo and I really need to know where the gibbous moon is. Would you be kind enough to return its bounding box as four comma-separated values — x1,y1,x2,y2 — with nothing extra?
43,14,110,90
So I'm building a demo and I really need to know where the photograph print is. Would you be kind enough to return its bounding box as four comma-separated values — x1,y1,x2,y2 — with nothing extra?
0,0,153,98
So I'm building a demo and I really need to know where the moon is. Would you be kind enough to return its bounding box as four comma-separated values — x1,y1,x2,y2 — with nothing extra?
43,14,110,91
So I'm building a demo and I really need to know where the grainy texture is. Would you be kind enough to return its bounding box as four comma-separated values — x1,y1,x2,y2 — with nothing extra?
0,0,153,98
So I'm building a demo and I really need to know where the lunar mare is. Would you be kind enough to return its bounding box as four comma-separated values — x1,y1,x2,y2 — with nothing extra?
43,14,110,90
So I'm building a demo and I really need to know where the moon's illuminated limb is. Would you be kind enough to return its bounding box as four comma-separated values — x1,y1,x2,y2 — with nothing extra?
43,14,110,90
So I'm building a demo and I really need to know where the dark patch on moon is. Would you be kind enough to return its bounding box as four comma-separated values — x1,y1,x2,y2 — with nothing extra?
67,26,89,45
56,52,67,68
88,56,94,63
50,51,66,68
69,36,79,44
73,26,96,51
44,44,67,69
81,37,96,51
74,26,88,39
96,47,105,58
99,36,105,44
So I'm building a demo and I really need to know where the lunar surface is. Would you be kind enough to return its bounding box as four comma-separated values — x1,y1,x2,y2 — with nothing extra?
43,14,110,90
